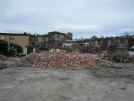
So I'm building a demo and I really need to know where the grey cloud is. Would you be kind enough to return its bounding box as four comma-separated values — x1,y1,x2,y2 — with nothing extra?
0,0,134,38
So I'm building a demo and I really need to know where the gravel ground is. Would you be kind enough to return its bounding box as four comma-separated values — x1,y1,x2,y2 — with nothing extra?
0,63,134,101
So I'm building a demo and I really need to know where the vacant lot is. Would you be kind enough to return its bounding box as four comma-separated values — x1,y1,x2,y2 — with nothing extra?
0,63,134,101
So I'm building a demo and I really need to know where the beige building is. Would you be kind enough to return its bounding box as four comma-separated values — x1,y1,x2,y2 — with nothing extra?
0,32,34,55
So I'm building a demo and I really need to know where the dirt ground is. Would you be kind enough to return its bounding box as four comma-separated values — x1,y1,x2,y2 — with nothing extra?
1,63,134,101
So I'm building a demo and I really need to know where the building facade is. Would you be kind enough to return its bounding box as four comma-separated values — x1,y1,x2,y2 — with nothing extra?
0,32,34,55
43,31,73,49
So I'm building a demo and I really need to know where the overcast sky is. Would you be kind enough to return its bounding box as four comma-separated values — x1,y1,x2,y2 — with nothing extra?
0,0,134,38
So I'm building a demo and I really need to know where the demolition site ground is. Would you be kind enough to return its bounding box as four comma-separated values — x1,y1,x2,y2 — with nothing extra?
0,50,134,101
1,62,134,101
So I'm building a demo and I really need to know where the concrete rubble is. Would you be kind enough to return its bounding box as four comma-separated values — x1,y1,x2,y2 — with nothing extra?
31,49,97,69
0,49,97,69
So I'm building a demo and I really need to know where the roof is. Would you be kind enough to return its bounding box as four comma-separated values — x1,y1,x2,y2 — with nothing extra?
0,32,32,36
48,31,65,35
37,34,48,37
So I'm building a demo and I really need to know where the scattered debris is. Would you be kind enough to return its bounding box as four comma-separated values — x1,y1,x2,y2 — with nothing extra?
0,55,23,69
0,61,7,69
0,55,7,61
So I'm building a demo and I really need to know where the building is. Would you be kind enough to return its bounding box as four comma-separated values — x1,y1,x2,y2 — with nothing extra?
62,40,76,48
128,35,134,48
0,32,34,55
34,34,48,50
44,31,73,49
47,31,72,41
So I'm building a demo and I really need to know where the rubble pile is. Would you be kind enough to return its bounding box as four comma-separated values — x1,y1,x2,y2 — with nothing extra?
32,50,96,69
0,55,8,69
0,55,22,69
0,55,7,61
